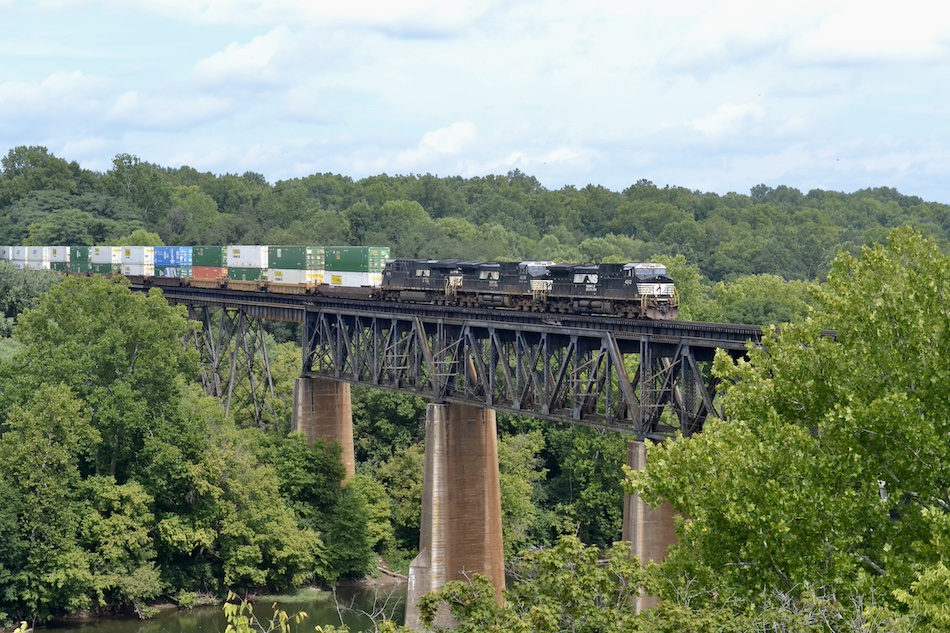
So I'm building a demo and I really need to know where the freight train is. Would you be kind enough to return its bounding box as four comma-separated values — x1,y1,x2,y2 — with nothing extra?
0,245,678,320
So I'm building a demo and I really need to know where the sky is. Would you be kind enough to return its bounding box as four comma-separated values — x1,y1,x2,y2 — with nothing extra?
3,0,950,202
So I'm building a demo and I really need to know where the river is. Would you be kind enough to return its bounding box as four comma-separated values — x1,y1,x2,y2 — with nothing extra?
38,584,407,633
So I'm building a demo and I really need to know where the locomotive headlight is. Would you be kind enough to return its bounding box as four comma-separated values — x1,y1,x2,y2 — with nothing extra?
637,282,675,296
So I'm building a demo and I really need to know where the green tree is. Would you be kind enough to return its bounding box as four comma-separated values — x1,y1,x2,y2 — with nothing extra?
101,153,172,227
323,484,375,581
635,227,950,612
116,228,164,246
24,208,97,246
8,275,197,480
497,431,547,557
146,386,326,592
351,388,426,466
417,536,644,633
0,146,81,205
347,473,395,556
0,385,100,621
374,444,425,558
357,200,435,257
698,274,817,326
0,262,59,336
166,185,222,244
77,476,162,614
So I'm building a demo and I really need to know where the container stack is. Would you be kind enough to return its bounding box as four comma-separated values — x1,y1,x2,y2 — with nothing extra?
227,245,269,281
91,246,122,274
324,246,390,287
268,246,324,285
0,246,12,262
192,246,228,279
155,246,193,278
49,246,70,272
70,246,92,273
122,246,155,277
10,247,26,270
26,246,51,271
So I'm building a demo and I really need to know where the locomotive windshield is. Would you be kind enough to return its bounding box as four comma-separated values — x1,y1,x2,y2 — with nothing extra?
519,261,553,277
625,263,668,278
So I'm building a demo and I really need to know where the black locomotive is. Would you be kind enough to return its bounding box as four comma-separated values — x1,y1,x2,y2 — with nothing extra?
380,259,677,320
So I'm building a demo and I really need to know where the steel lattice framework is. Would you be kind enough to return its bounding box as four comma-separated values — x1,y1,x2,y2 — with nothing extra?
188,304,277,426
302,305,754,440
142,284,761,439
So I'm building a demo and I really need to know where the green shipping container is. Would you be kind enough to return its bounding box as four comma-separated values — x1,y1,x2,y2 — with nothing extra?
228,267,268,281
70,246,91,262
324,246,390,272
51,262,69,272
155,265,192,278
193,246,227,267
70,262,92,274
91,263,119,275
270,246,324,270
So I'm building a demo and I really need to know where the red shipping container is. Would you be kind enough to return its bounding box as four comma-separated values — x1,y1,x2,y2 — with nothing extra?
191,265,228,279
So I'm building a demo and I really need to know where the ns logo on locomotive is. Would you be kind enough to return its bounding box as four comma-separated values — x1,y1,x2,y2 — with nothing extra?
2,245,678,321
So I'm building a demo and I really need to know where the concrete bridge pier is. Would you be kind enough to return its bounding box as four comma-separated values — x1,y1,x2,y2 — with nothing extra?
291,376,356,480
404,403,505,630
623,440,678,612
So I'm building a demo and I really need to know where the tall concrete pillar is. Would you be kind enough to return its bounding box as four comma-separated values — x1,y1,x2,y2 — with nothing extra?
292,376,355,480
404,403,505,630
623,440,678,613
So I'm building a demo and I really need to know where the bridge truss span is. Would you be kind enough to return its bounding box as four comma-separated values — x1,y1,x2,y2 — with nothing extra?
303,305,756,440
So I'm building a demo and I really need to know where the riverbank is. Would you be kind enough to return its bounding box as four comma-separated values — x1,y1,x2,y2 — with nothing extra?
32,581,407,633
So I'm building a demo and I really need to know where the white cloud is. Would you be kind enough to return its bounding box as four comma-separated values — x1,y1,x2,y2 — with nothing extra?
106,91,233,128
689,103,766,137
0,71,111,118
192,26,295,86
791,3,950,63
393,121,478,167
77,0,494,35
501,147,595,170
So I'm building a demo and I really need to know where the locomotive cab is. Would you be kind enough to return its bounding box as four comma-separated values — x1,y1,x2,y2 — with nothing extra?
623,262,677,319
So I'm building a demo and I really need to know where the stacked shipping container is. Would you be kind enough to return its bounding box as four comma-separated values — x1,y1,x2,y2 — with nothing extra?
325,246,390,287
192,246,227,280
91,246,122,274
269,246,324,285
155,246,193,278
228,245,268,281
0,244,391,289
122,246,155,277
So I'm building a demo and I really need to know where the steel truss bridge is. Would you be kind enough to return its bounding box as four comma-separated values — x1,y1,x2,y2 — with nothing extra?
145,284,762,440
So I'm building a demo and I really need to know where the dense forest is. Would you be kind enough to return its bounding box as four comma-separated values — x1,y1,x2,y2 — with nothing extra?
2,145,950,631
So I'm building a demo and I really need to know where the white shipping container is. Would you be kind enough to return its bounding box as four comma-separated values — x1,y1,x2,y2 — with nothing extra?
49,246,70,263
91,246,122,264
11,246,27,261
0,246,11,260
122,264,155,277
25,260,50,270
228,245,269,269
27,246,51,263
325,271,383,287
122,246,155,265
268,268,323,285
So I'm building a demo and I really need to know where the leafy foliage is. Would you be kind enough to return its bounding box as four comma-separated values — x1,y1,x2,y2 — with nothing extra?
635,227,950,619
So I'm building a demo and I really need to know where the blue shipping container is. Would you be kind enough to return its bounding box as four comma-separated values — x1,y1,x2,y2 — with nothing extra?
155,246,193,267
